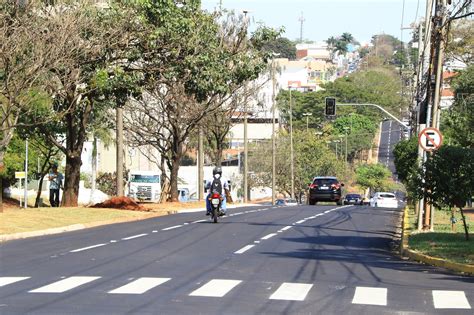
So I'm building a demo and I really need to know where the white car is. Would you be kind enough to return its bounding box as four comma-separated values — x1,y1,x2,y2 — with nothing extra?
370,192,398,208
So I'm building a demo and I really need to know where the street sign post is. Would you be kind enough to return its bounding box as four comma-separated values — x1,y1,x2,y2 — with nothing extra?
418,127,443,152
15,172,26,179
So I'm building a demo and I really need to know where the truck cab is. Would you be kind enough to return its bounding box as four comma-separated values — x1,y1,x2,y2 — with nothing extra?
128,171,161,202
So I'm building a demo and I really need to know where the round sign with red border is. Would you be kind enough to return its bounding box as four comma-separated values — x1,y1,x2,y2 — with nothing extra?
418,127,443,152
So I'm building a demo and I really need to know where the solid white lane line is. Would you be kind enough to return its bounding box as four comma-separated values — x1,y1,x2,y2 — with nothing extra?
162,225,183,231
189,279,242,297
233,212,243,215
29,276,101,293
261,233,277,240
122,234,148,241
432,290,471,309
108,277,171,294
295,220,306,224
281,226,292,231
269,283,313,301
0,277,30,287
191,219,206,224
234,245,255,254
70,243,107,253
352,287,387,306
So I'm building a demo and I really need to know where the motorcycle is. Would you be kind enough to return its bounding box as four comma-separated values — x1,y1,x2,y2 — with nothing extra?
209,192,223,223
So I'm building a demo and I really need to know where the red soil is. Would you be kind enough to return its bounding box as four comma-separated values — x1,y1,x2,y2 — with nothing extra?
91,196,150,211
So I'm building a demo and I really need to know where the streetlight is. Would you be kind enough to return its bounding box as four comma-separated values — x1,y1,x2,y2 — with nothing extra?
302,112,312,132
271,52,280,205
288,84,297,200
343,126,350,163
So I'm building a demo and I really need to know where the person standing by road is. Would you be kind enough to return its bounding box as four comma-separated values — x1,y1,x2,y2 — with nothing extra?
48,164,63,207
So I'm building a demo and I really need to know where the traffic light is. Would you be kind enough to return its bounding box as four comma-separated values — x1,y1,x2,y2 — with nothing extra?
325,97,336,116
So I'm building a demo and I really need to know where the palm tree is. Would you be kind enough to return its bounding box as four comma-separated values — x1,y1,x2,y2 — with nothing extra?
341,32,354,43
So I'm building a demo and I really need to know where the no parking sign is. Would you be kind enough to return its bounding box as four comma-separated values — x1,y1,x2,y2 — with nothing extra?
418,127,443,152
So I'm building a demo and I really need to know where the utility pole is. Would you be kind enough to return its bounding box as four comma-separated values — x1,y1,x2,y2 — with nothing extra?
303,112,312,132
271,54,280,206
24,138,28,209
243,10,249,203
198,128,204,201
298,12,305,43
116,106,124,197
289,87,295,200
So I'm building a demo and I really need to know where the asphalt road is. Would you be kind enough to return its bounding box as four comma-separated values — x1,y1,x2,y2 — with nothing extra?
378,119,403,177
1,203,472,315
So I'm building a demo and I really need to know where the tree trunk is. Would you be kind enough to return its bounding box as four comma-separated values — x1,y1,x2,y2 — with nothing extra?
459,207,470,241
0,151,4,213
62,155,82,207
169,156,180,202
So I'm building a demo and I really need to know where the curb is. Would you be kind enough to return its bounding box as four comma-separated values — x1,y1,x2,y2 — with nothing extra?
0,211,176,243
401,206,474,275
0,203,265,242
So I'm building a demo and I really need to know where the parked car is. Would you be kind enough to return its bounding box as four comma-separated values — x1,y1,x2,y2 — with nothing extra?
370,192,398,208
285,199,298,206
344,193,363,205
308,176,344,205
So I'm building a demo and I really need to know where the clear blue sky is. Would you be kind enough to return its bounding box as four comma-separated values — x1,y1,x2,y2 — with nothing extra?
201,0,426,44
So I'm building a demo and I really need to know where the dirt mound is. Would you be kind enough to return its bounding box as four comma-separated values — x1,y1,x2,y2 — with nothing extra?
91,196,150,211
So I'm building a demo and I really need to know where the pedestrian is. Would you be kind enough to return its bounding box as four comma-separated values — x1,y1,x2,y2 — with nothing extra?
48,164,63,207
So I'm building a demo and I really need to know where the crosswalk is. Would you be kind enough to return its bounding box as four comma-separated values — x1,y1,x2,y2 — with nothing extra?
0,276,472,310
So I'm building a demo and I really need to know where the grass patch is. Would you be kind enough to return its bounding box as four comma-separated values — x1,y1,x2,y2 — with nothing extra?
0,207,160,235
407,206,474,265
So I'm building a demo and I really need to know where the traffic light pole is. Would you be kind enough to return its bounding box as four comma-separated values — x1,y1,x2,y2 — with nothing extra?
335,103,410,130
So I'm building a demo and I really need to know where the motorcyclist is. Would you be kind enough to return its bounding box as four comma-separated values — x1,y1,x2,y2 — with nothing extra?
205,166,229,216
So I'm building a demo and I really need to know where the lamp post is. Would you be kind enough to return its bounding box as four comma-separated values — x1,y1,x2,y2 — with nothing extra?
288,85,295,200
271,54,279,205
242,10,250,203
302,112,312,132
343,126,349,163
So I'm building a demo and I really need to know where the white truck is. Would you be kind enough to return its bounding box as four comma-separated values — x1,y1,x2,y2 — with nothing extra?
127,170,161,202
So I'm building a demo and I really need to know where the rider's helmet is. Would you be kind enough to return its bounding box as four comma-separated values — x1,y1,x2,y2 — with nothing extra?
212,166,222,176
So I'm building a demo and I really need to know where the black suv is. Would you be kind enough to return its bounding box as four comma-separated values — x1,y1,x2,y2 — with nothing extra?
308,176,344,205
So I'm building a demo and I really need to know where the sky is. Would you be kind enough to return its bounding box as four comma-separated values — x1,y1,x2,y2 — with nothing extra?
201,0,426,44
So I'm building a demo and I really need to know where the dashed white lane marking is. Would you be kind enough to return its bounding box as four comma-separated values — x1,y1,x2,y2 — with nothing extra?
0,277,30,287
432,290,471,309
233,212,243,215
295,220,306,224
162,225,183,231
122,234,148,240
29,276,101,293
352,287,387,306
269,283,313,301
108,277,171,294
189,279,242,297
70,243,107,253
152,230,158,233
261,233,277,240
110,240,117,243
234,245,255,254
281,226,292,231
191,219,206,224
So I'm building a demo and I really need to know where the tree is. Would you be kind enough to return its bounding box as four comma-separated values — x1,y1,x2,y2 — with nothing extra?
355,163,394,194
442,65,474,148
415,146,473,240
249,130,345,199
30,2,131,206
124,3,279,201
262,37,296,60
446,19,474,65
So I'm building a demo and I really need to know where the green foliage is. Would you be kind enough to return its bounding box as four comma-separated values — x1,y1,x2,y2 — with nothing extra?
249,130,345,196
415,146,474,209
355,163,394,193
442,65,474,148
393,137,418,184
332,114,377,161
261,37,296,60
